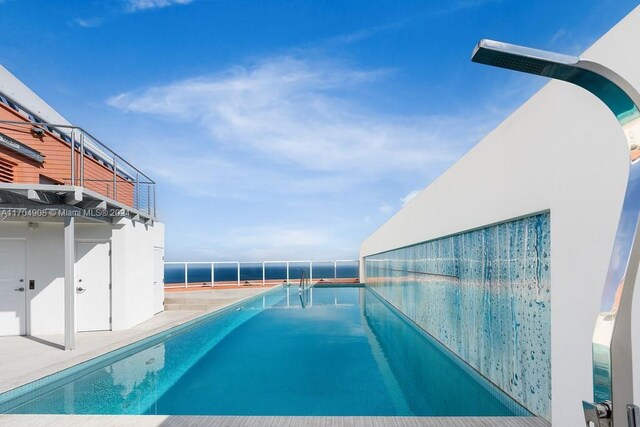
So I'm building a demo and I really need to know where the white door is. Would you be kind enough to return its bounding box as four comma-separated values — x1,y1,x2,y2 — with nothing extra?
76,242,111,332
153,247,164,314
0,240,26,336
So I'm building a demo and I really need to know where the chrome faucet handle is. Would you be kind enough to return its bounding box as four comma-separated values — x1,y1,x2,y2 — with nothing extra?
583,401,612,427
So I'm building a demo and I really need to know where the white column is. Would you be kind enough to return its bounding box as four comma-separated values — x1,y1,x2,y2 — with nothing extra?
64,216,75,351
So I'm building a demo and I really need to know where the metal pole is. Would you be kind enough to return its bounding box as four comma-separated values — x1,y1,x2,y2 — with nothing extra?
152,184,156,217
286,262,289,284
262,262,265,286
135,172,139,211
309,261,313,282
113,157,118,201
184,262,188,288
237,262,241,286
334,260,337,279
70,130,75,186
79,133,85,187
64,216,75,350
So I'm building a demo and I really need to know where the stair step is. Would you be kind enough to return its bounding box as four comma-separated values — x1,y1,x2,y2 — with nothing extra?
164,303,226,311
164,297,236,305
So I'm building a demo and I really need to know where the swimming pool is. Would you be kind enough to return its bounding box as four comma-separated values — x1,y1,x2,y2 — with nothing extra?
0,286,530,416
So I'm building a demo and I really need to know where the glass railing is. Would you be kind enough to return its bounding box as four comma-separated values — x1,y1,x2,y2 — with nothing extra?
164,260,359,287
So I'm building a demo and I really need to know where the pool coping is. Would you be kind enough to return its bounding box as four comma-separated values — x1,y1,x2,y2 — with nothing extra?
0,285,281,412
0,414,552,426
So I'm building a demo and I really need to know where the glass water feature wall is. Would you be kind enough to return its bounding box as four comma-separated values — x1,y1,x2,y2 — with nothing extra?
364,213,551,420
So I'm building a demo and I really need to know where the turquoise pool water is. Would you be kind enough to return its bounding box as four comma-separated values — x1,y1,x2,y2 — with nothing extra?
1,286,529,416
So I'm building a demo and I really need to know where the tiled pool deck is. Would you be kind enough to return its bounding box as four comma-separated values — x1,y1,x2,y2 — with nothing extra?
0,287,274,394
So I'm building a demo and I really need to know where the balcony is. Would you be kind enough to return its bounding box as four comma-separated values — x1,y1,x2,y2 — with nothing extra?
0,97,155,220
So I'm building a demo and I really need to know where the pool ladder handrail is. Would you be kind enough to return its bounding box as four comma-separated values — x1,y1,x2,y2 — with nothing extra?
299,269,311,294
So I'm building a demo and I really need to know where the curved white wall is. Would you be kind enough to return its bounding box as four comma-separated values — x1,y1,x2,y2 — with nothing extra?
360,6,640,425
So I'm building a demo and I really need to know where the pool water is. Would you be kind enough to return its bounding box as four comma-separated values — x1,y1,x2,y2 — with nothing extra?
2,286,529,416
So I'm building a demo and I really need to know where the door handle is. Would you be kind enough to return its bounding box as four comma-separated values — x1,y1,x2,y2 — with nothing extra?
14,287,25,292
76,287,86,293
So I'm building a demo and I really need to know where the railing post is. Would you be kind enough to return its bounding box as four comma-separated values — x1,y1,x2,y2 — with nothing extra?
70,130,75,186
262,262,265,286
286,262,290,284
334,260,337,279
309,261,313,282
211,262,216,288
152,184,156,217
237,262,240,287
135,173,139,210
80,133,85,187
184,262,188,288
113,157,118,201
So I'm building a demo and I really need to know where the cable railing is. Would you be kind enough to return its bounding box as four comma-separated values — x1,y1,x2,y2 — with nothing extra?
164,259,359,288
0,116,156,217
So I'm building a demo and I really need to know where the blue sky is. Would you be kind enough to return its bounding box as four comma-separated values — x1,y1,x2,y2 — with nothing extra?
0,0,638,261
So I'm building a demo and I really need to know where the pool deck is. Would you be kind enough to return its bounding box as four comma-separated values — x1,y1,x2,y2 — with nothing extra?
0,286,275,395
0,415,550,426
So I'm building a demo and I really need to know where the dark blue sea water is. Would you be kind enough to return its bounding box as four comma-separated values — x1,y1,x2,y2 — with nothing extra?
165,262,358,284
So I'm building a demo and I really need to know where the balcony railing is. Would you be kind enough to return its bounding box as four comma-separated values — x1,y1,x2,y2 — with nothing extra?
0,119,156,217
164,260,360,288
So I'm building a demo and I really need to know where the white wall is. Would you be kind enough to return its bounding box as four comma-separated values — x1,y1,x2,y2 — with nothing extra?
360,6,640,425
0,218,165,335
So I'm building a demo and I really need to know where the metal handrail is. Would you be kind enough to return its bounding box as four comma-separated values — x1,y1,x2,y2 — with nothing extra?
472,39,640,427
299,269,311,294
0,120,155,184
0,119,156,216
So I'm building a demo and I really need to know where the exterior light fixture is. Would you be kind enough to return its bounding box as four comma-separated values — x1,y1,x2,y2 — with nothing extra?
472,39,640,427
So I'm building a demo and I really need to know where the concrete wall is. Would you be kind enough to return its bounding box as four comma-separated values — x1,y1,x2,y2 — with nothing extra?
0,218,164,335
360,6,640,426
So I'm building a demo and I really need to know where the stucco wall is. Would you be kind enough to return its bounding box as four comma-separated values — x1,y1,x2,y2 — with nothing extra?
360,6,640,425
0,218,164,335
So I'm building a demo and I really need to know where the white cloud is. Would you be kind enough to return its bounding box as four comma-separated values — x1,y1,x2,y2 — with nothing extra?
378,203,393,214
401,190,421,207
126,0,192,12
108,54,514,261
108,55,497,180
73,17,103,28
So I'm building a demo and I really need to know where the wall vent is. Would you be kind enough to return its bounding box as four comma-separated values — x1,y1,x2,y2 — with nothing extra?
0,156,16,183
